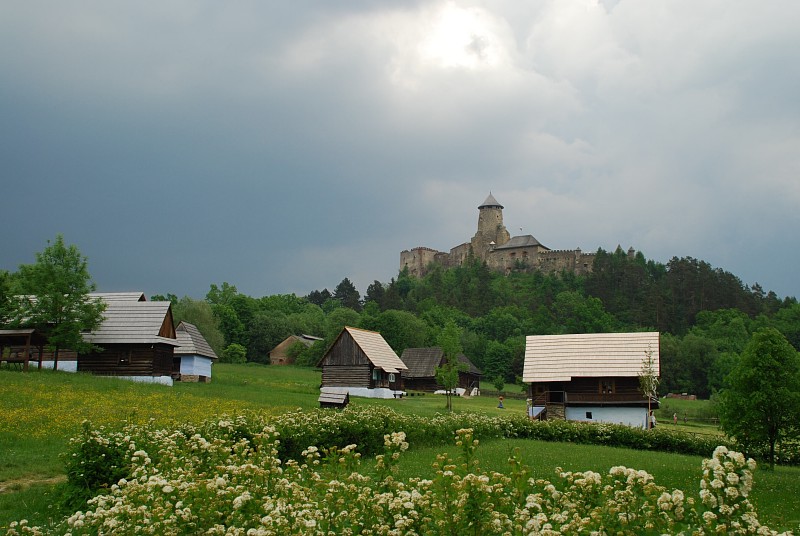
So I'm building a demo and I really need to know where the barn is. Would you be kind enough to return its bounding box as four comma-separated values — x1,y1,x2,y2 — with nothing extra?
317,326,408,399
400,347,481,394
173,321,218,382
523,332,660,428
78,299,179,386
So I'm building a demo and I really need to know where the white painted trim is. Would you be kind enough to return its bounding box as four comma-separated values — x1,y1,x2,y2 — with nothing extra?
565,406,649,429
321,386,404,399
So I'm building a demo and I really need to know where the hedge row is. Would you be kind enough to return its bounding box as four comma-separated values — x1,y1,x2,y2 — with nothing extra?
63,406,798,508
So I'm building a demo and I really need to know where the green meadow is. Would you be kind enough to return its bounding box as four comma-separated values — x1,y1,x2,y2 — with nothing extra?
1,364,798,532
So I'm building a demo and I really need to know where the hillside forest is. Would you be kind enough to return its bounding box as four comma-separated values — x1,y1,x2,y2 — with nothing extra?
151,247,798,400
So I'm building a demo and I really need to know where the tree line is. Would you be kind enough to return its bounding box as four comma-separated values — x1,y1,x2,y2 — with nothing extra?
146,246,797,399
3,238,798,402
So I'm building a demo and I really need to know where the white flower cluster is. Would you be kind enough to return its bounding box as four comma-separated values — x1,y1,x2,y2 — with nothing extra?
9,416,792,535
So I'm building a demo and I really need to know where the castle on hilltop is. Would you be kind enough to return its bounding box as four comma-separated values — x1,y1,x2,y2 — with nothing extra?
400,193,622,278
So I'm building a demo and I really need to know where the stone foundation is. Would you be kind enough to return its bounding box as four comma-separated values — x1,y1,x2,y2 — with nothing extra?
177,374,211,383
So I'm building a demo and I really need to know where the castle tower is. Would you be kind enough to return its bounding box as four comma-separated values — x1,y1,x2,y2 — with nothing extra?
470,192,511,260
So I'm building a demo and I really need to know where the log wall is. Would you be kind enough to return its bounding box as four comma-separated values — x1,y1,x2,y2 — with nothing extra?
322,365,371,388
79,344,174,376
320,334,370,367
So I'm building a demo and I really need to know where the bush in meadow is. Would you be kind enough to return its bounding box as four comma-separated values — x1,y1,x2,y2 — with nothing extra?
9,426,792,535
62,405,794,511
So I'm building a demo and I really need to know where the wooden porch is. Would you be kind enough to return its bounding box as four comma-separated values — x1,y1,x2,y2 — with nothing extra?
0,329,47,372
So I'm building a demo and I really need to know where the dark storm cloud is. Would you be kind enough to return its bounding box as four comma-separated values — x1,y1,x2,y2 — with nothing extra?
1,1,798,300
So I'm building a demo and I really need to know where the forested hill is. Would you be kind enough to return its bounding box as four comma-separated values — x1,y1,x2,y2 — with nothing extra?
167,247,798,401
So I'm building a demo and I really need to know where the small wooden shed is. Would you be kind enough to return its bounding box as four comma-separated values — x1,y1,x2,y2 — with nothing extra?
318,387,350,408
317,326,408,399
173,321,218,382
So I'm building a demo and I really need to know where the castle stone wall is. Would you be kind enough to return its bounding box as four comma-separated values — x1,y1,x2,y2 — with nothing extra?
400,247,440,277
400,196,611,279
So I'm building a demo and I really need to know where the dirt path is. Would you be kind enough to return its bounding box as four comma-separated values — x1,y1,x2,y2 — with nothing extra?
0,475,66,494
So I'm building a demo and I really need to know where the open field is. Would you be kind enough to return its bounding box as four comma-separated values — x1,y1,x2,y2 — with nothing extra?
1,364,798,532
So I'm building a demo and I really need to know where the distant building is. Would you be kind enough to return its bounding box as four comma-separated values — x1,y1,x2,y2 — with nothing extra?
269,334,323,365
400,193,628,278
523,332,660,428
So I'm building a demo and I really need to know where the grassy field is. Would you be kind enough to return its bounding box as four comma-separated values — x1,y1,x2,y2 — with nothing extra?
1,364,798,532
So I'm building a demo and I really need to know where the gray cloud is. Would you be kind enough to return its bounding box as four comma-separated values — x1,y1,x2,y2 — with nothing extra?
1,1,798,300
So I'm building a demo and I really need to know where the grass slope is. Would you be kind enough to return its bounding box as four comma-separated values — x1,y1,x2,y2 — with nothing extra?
1,365,798,532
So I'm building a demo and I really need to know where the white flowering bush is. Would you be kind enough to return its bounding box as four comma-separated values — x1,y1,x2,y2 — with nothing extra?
60,405,773,510
8,423,793,535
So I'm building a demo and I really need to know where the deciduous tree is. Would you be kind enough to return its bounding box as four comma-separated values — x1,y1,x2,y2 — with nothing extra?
172,296,225,355
638,345,660,423
0,270,12,325
434,320,466,412
718,328,800,469
221,343,247,364
11,235,106,366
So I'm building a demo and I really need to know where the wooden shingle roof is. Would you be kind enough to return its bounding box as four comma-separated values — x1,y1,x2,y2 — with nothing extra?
401,347,481,378
523,332,660,383
345,326,408,374
83,301,178,346
175,321,218,359
89,292,146,303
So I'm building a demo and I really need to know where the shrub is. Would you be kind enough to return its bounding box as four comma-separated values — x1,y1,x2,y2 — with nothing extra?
221,343,247,364
12,427,791,535
58,407,799,512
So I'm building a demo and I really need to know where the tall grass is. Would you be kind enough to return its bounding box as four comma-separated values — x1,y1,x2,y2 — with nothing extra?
389,438,800,531
1,365,798,532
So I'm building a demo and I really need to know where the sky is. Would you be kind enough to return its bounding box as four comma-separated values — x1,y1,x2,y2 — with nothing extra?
1,1,798,301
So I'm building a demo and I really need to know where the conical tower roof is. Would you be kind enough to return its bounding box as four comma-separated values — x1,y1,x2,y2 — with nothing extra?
479,192,503,209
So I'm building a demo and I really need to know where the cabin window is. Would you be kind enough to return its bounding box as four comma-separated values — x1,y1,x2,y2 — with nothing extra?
586,411,593,419
600,380,615,394
372,369,380,381
119,351,131,366
388,373,396,383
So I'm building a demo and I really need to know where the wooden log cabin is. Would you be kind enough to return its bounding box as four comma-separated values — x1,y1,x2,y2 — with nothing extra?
78,298,179,385
523,332,660,428
33,292,149,372
400,347,482,393
317,326,408,399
